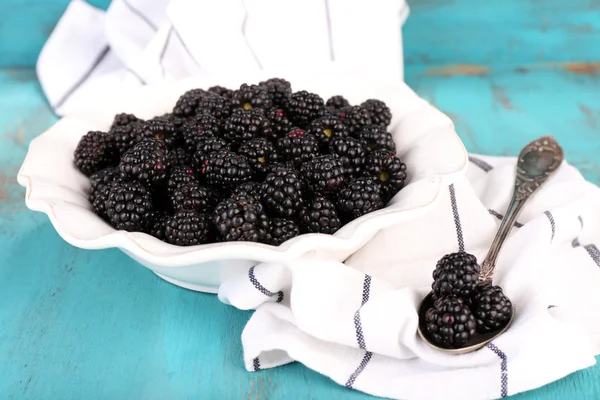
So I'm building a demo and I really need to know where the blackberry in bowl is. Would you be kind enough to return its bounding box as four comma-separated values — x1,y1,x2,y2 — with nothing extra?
19,76,467,292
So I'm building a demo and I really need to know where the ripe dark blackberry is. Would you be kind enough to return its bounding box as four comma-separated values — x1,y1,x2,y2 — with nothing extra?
166,165,198,193
424,295,476,348
170,181,213,212
355,125,396,153
259,78,292,108
105,181,154,231
285,91,326,128
266,160,296,175
119,139,170,187
199,150,252,188
276,129,320,168
300,155,346,195
231,181,261,202
265,108,293,139
471,284,513,333
223,109,273,145
192,137,232,169
238,138,278,178
110,113,141,130
173,88,209,118
213,195,269,242
266,218,299,246
169,147,193,167
307,115,349,147
432,252,481,299
149,212,169,241
260,168,303,218
326,95,350,111
165,211,211,246
181,113,220,150
230,83,273,111
208,85,233,99
364,150,407,203
361,99,392,128
89,168,121,219
74,131,119,176
196,93,231,121
336,177,383,220
137,117,180,148
337,105,372,135
329,137,367,176
299,196,342,234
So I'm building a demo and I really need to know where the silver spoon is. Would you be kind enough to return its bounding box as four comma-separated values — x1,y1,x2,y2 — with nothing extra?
417,135,564,354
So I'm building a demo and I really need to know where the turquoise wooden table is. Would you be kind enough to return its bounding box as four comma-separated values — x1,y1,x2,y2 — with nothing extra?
1,1,600,399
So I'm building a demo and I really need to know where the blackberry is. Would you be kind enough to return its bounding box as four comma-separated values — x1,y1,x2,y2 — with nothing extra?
300,155,346,195
432,252,480,299
424,295,476,348
307,115,349,147
230,84,272,111
137,117,180,148
89,168,121,219
238,138,278,178
119,139,170,187
231,181,261,202
361,99,392,127
148,212,169,241
169,147,193,167
166,165,198,193
181,113,220,150
173,88,209,118
364,150,407,203
196,94,231,121
192,137,233,169
265,108,293,139
355,125,396,153
276,129,320,168
199,150,252,188
266,218,299,246
109,122,143,155
259,78,292,108
74,131,119,176
260,168,303,218
266,160,296,175
208,85,233,99
336,177,383,220
471,285,513,333
105,181,153,231
110,113,141,130
170,181,213,212
299,196,342,234
326,95,350,111
285,91,326,128
329,137,367,176
165,211,211,246
223,109,272,145
213,195,269,242
337,105,372,135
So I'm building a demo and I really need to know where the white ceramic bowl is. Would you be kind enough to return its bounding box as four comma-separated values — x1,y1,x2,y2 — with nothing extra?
18,74,467,293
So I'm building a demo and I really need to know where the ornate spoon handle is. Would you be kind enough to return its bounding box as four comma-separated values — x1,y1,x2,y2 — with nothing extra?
479,136,564,284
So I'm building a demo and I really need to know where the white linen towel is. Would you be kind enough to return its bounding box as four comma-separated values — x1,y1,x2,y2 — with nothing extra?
37,0,409,116
219,155,600,400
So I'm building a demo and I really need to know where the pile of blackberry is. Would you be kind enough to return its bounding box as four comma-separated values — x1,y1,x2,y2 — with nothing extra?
423,252,513,349
74,78,408,246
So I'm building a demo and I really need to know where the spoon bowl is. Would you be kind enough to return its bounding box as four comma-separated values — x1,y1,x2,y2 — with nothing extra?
418,136,564,353
417,292,515,354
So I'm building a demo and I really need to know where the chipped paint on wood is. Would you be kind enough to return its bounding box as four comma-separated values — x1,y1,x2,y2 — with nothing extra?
425,64,490,77
579,104,598,129
561,62,600,75
491,85,515,110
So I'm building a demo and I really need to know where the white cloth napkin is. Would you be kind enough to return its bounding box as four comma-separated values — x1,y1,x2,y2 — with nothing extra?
219,155,600,400
37,0,409,116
